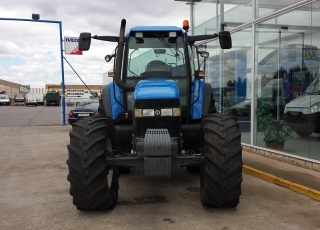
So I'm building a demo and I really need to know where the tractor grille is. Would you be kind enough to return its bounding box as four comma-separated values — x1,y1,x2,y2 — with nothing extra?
135,116,180,137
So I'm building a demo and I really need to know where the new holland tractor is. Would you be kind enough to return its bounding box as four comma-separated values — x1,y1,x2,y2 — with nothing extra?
67,19,243,211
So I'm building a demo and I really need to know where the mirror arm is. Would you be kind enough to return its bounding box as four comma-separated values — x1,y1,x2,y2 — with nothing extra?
92,35,119,42
186,34,218,42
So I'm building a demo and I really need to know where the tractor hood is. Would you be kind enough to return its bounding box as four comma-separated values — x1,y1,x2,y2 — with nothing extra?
134,78,180,100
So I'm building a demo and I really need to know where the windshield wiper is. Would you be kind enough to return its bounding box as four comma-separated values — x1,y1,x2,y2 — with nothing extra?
156,33,185,65
156,33,178,57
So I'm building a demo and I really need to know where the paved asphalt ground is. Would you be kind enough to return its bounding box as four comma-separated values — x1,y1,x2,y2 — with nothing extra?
0,105,320,230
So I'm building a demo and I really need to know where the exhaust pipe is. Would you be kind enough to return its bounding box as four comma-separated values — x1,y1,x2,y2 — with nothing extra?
114,19,135,90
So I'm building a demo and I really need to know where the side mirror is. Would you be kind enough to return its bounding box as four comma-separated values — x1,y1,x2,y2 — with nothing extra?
218,31,232,49
79,32,92,51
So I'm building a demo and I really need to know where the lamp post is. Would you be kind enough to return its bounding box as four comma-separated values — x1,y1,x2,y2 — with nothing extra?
0,15,66,125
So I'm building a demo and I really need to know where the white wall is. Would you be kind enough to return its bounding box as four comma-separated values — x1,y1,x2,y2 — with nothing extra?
30,88,46,94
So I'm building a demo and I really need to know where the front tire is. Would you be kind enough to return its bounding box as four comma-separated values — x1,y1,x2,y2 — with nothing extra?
200,114,243,207
67,116,119,210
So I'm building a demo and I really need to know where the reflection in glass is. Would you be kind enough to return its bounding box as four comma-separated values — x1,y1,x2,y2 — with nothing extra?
193,0,320,160
256,11,320,158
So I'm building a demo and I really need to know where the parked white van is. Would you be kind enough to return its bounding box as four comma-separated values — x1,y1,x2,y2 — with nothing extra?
25,93,38,106
284,75,320,137
35,93,44,105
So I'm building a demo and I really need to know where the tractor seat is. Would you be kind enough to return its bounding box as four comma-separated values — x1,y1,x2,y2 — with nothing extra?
146,60,169,72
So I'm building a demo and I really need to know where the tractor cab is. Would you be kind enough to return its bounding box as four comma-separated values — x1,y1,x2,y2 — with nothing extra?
123,26,190,115
102,20,230,121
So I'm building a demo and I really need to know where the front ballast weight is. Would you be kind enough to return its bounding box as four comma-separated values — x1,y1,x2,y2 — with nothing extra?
138,129,177,178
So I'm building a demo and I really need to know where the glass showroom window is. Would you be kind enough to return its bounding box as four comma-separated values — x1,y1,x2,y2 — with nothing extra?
192,0,320,161
255,2,320,160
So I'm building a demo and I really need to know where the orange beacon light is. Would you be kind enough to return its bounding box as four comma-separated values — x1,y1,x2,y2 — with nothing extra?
183,20,189,31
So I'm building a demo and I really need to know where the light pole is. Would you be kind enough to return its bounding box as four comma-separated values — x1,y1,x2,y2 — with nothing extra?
0,15,66,125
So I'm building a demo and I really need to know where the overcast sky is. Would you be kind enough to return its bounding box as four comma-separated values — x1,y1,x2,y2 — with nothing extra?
0,0,191,88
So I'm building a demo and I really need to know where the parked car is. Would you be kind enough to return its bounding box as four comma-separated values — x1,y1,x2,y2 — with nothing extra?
222,98,285,121
0,94,11,105
221,99,251,121
14,94,26,104
68,100,99,124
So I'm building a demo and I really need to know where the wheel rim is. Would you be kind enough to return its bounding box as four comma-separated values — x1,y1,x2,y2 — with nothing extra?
106,137,113,188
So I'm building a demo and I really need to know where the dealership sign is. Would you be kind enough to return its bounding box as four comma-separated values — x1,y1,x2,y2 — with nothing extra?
66,89,86,97
64,37,82,55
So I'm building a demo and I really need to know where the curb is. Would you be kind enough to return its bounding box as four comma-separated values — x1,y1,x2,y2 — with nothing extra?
243,165,320,202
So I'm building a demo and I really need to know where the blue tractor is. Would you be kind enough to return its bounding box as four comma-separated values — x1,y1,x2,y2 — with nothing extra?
67,19,243,210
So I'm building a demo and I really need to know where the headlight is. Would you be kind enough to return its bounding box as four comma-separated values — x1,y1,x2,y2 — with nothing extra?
161,109,172,116
306,103,320,114
143,109,154,117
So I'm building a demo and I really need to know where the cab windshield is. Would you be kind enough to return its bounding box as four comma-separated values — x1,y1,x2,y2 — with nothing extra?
126,32,187,78
124,31,189,113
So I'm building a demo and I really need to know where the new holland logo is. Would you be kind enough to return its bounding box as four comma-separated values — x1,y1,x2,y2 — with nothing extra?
154,110,161,116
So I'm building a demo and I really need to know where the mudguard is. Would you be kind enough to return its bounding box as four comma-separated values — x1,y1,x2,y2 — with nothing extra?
101,82,124,119
190,80,205,119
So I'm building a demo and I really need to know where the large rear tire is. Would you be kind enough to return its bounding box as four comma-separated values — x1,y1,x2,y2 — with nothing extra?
200,114,243,207
67,116,119,210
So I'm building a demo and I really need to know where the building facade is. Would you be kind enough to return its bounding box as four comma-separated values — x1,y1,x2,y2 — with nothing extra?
45,84,102,106
0,79,30,99
0,80,102,106
177,0,320,161
45,84,102,96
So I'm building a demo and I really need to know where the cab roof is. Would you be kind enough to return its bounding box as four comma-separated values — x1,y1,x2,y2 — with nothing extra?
129,26,182,32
